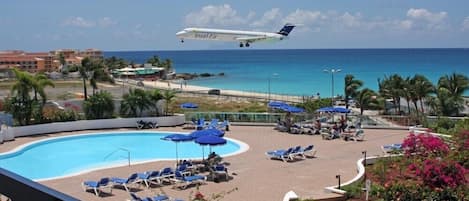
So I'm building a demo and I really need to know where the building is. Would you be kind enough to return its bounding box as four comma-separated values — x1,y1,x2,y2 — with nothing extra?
0,49,104,73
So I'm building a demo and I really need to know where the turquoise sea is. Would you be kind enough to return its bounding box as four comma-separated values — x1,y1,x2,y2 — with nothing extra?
105,49,469,97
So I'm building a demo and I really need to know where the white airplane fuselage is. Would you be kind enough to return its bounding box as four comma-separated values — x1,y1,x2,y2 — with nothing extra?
176,28,285,43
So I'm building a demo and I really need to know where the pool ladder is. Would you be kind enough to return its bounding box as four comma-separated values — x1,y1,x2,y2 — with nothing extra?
103,148,131,167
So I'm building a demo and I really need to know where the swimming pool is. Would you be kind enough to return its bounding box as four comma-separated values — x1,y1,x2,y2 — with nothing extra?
0,131,248,181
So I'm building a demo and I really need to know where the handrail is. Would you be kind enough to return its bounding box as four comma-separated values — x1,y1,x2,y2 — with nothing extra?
103,147,131,167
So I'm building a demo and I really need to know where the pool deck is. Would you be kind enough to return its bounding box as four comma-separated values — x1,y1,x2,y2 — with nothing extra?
0,126,408,201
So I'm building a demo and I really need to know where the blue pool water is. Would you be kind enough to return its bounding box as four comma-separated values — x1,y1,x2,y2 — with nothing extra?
0,132,244,180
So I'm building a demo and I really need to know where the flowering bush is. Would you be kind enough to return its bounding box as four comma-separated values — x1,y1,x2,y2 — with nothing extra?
402,133,449,157
369,131,468,200
407,159,467,188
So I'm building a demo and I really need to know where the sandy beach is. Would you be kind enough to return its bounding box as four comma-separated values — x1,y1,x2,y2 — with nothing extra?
142,80,305,103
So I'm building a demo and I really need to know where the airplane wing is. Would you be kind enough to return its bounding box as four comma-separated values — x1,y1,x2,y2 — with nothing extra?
235,36,269,43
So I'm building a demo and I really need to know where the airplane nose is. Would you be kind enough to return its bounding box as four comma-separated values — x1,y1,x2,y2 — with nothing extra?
176,31,186,37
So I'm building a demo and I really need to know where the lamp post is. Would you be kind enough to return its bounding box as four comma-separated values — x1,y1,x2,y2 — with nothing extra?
268,73,279,102
362,150,367,183
323,68,341,107
336,174,341,189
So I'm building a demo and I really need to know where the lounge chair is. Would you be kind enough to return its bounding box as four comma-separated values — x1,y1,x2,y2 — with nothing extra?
207,119,219,129
217,120,230,131
288,146,303,159
82,177,112,196
159,167,175,183
381,143,402,155
111,173,139,192
176,164,191,176
351,129,365,141
211,164,228,181
129,192,154,201
266,147,294,162
171,171,206,190
137,171,162,188
298,145,316,158
195,118,205,130
137,120,159,129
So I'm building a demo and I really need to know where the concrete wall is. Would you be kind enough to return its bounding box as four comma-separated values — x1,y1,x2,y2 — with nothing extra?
5,115,185,138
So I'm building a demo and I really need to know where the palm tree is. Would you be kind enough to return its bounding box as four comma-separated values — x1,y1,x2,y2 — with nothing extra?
32,73,55,103
344,74,363,109
402,76,413,115
148,89,163,116
412,74,434,114
120,88,151,117
147,55,161,66
436,73,469,116
83,91,115,119
79,58,112,100
378,74,404,114
162,90,176,115
356,88,377,115
9,69,35,125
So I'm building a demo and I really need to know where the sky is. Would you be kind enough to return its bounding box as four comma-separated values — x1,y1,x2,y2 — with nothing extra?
2,0,469,51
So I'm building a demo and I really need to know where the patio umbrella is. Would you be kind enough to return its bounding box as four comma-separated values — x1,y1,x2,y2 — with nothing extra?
268,101,289,109
194,135,227,159
316,107,335,113
180,102,198,109
161,134,194,164
190,128,225,138
280,105,305,113
332,107,351,113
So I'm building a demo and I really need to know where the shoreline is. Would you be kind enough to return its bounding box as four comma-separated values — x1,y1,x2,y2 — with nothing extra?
142,80,305,103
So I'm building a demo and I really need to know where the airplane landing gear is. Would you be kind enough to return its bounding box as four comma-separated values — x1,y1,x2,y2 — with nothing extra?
180,39,184,43
239,43,244,47
245,43,250,47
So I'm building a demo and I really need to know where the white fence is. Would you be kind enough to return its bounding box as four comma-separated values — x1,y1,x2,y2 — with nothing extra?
1,115,185,140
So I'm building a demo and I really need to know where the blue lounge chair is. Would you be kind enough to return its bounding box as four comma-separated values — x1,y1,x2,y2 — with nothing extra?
212,164,228,181
196,118,205,130
176,164,191,176
298,145,316,158
111,173,139,192
171,171,206,189
159,167,175,183
130,192,154,201
266,147,294,162
137,171,162,188
207,119,219,129
82,177,112,196
381,143,402,154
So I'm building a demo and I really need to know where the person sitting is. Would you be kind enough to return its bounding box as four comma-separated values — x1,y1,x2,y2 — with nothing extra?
314,119,322,134
332,123,341,139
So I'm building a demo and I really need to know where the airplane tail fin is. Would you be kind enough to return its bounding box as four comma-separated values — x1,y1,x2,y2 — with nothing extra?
277,23,296,36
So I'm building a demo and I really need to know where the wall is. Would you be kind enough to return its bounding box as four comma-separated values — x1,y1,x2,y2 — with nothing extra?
5,115,185,138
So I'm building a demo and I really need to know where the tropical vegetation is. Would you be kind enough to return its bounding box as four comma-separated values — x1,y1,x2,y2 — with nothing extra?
83,91,115,119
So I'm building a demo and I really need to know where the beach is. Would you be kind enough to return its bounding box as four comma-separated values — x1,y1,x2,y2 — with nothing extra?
142,79,305,103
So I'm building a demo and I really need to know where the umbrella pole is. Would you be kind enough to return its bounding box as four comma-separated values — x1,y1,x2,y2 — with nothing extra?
176,143,179,166
202,146,205,160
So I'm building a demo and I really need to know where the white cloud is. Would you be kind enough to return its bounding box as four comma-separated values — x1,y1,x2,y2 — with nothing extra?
462,17,469,31
251,8,282,27
184,4,252,27
63,17,95,28
63,16,117,28
404,8,448,30
98,17,117,27
339,12,362,28
283,9,324,26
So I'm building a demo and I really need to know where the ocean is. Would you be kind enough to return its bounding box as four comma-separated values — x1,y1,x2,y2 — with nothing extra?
105,49,469,97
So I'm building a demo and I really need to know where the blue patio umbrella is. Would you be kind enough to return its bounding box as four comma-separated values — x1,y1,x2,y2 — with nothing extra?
194,135,227,159
190,128,225,138
161,134,194,164
316,107,335,113
180,102,198,109
332,107,351,113
268,101,289,109
280,105,305,113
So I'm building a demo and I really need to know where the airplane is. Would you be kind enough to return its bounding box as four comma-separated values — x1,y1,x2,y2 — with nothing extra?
176,23,296,47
